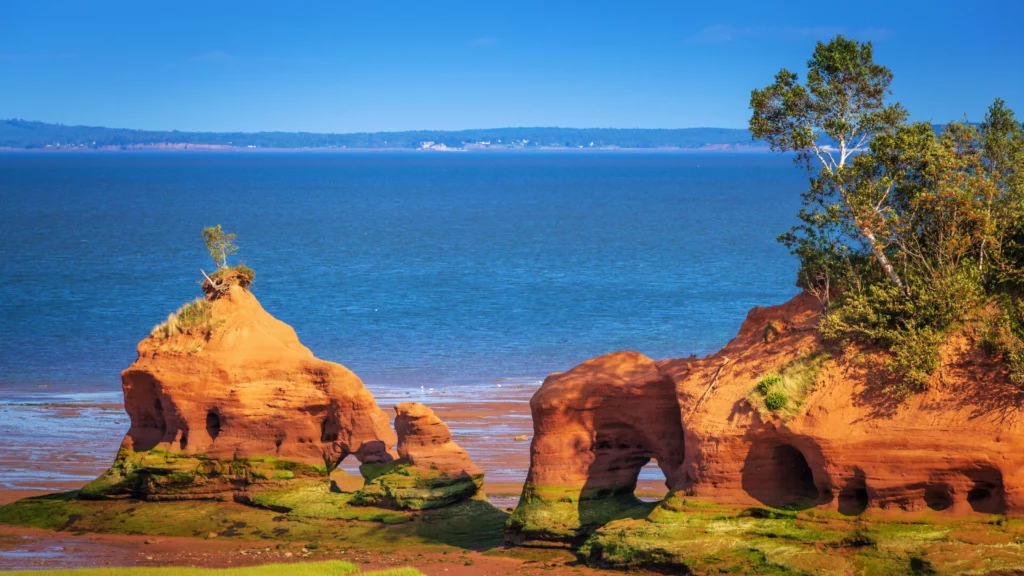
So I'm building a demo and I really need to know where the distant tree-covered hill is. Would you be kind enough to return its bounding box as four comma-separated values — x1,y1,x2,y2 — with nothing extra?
0,120,762,150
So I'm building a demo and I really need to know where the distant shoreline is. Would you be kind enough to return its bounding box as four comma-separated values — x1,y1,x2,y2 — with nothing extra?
0,144,770,153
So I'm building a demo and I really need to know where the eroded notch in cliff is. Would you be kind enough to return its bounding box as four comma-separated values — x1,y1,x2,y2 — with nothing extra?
967,468,1006,514
206,410,221,441
742,439,822,509
838,470,870,515
320,414,340,443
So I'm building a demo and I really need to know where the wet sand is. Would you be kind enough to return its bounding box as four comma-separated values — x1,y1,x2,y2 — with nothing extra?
0,381,668,572
0,381,669,498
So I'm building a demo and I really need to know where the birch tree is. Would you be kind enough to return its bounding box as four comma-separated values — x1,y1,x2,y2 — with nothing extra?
750,36,909,291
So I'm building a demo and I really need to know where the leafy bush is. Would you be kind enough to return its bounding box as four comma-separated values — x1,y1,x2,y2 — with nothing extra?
982,302,1024,385
756,374,783,395
764,391,788,411
752,36,1024,395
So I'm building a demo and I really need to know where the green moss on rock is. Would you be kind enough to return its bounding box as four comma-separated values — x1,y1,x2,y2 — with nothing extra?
505,484,657,546
352,463,482,511
80,449,325,500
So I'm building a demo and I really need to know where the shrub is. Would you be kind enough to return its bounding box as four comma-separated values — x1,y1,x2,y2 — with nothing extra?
210,263,256,287
151,298,214,339
764,391,788,411
756,373,783,395
982,303,1024,386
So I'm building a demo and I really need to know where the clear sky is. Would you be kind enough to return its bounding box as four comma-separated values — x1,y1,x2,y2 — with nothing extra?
2,0,1022,133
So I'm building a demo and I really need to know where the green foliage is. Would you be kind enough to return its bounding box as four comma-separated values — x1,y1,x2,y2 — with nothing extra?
752,36,1024,394
210,264,255,285
764,391,788,411
746,353,829,419
982,300,1024,385
150,298,214,340
202,225,238,269
352,463,483,511
756,373,783,395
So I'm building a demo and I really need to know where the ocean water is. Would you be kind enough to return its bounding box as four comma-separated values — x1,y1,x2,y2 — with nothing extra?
0,151,803,391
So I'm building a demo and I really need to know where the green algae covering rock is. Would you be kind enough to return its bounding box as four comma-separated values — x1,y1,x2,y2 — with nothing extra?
352,403,484,510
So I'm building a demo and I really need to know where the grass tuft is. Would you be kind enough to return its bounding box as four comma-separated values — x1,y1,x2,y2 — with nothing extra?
746,351,830,420
151,298,215,340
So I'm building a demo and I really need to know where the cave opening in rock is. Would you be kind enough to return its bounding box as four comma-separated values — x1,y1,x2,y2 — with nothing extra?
968,482,1005,513
586,426,662,502
636,460,669,503
330,455,365,493
179,431,189,451
924,484,953,511
742,441,820,509
838,472,869,515
206,410,221,441
965,468,1006,514
320,415,340,443
151,398,167,432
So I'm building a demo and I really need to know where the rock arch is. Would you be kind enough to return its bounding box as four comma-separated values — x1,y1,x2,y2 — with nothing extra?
509,352,685,544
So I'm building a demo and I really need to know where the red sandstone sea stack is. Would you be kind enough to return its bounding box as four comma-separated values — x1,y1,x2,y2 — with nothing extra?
84,276,398,499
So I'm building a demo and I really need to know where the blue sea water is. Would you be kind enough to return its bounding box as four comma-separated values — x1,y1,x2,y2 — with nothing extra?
0,151,803,392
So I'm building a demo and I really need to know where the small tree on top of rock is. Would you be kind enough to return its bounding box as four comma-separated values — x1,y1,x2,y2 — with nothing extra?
200,225,254,295
202,225,238,270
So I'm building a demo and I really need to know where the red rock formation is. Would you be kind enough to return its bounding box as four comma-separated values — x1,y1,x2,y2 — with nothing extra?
85,280,397,499
394,402,483,478
353,402,483,510
512,291,1024,543
525,351,685,498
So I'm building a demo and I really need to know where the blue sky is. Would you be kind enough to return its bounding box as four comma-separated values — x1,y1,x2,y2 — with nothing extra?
2,1,1022,132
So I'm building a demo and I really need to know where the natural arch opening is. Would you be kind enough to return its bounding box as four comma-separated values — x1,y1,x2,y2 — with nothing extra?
584,425,660,501
330,455,365,493
838,472,869,515
742,441,820,509
205,410,221,441
634,459,670,503
924,484,953,511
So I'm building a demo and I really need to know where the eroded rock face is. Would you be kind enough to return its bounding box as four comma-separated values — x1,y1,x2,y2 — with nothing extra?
83,283,396,500
507,351,685,544
511,291,1024,545
354,402,484,510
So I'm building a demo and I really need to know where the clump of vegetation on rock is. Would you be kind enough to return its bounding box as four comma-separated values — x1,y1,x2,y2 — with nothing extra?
755,373,782,395
747,352,829,419
751,36,1024,394
151,298,215,340
201,224,255,294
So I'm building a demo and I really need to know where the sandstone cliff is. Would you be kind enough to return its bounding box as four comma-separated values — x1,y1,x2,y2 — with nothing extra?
510,291,1024,544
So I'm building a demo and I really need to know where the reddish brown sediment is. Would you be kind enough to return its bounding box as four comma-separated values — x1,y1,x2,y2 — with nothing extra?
523,351,685,498
0,523,632,575
119,283,396,468
395,402,483,478
512,291,1024,543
